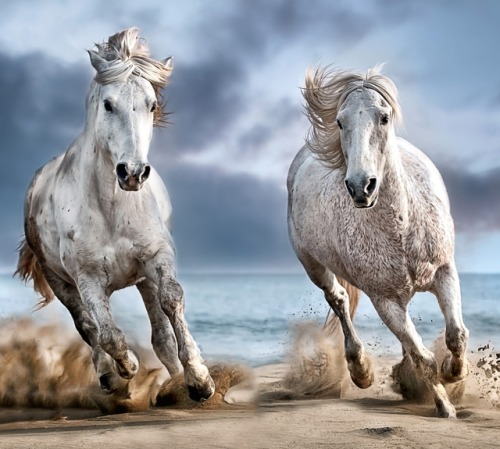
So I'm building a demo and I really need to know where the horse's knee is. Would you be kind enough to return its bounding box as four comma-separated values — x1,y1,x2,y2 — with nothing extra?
160,277,185,315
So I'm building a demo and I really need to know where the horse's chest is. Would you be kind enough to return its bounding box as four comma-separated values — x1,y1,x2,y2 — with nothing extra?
61,227,149,290
338,226,413,297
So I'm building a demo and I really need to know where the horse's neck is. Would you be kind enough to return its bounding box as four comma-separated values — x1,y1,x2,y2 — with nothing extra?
77,136,123,214
379,140,410,221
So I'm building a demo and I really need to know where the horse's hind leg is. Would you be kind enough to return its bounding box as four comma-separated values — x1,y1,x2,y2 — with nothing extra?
371,297,456,418
431,264,469,383
137,280,182,376
297,252,373,389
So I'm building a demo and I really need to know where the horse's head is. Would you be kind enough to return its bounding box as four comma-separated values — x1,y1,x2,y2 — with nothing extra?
337,87,395,208
304,66,401,209
87,28,173,191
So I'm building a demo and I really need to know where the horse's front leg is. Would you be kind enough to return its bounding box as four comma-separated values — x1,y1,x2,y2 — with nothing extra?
144,259,214,401
431,263,469,383
41,268,126,392
296,252,373,388
324,278,374,389
78,276,139,380
372,297,456,418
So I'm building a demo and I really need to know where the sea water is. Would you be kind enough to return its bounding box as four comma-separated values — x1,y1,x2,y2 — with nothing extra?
0,273,498,367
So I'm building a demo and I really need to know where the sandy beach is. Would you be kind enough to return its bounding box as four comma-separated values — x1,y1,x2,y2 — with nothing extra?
0,360,499,449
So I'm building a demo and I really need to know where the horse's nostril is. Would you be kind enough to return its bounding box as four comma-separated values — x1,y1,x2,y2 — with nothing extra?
116,163,128,180
345,179,355,198
366,177,377,195
142,164,151,181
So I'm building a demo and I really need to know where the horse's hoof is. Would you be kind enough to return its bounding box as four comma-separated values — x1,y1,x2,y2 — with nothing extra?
436,403,457,419
187,377,216,402
351,370,374,389
440,354,468,384
349,357,374,389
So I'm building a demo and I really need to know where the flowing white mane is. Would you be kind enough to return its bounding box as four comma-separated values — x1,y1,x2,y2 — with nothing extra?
303,66,402,169
89,27,171,125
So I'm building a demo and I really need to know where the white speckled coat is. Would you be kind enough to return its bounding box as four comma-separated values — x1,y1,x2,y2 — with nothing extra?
288,67,468,418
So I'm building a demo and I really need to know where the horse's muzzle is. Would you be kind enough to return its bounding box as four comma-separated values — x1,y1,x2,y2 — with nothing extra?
116,162,151,191
345,176,378,209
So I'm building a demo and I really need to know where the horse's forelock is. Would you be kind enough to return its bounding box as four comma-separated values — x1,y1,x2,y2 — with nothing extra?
303,66,402,169
90,27,171,126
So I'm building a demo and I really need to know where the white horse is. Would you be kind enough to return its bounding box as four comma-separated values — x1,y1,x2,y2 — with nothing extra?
16,28,214,402
287,66,469,418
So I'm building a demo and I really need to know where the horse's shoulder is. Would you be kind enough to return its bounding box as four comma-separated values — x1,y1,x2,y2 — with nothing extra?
144,168,173,230
55,146,79,179
397,138,450,209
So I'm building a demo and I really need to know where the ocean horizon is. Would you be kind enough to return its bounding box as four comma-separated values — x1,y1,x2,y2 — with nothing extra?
1,271,498,367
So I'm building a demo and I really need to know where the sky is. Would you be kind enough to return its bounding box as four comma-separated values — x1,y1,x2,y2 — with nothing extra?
0,0,499,274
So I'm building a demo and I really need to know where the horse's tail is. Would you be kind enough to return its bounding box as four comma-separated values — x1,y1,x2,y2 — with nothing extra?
323,277,360,335
15,238,55,309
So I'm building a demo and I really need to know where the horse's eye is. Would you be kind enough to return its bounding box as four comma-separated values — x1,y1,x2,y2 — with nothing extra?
104,100,113,113
336,119,343,130
380,114,389,125
150,102,157,113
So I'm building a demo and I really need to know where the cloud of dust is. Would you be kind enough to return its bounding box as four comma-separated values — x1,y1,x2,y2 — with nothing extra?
281,323,499,411
464,343,500,409
283,322,347,398
391,334,500,409
0,319,250,413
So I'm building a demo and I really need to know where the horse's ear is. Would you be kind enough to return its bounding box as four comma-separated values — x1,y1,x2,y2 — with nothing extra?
162,57,174,76
87,50,108,73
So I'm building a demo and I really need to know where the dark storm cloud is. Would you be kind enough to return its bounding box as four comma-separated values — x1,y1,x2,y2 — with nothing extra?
133,0,414,156
0,51,88,268
236,98,304,159
197,0,376,58
162,54,247,153
440,166,500,232
163,162,295,271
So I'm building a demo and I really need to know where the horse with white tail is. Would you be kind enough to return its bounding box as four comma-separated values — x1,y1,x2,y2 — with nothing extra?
287,65,469,418
16,28,215,402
